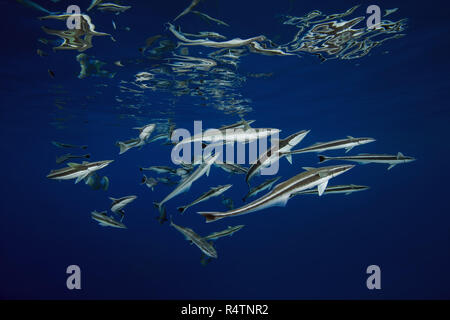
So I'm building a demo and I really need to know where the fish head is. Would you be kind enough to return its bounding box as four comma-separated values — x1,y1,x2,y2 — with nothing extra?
287,129,310,147
329,164,355,178
94,160,114,170
358,137,376,145
403,156,416,163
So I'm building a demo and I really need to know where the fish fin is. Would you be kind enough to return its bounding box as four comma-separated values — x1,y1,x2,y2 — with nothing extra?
317,181,328,196
67,162,81,168
133,127,143,131
206,165,211,177
345,146,354,153
75,172,89,184
177,206,186,214
198,212,223,223
153,202,161,209
388,164,396,170
397,152,404,158
347,136,355,139
109,197,117,201
141,175,147,184
345,192,352,195
117,142,129,155
318,155,328,163
285,154,293,164
302,167,314,171
202,143,208,149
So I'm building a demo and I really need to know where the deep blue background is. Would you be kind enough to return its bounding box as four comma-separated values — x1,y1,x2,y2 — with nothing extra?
1,0,449,299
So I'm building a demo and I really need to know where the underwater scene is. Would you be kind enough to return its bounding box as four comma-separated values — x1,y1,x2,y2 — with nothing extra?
1,0,449,299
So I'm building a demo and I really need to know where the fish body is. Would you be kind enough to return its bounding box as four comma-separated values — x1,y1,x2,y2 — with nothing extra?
246,130,310,185
139,166,176,175
291,184,369,197
91,210,126,228
47,160,113,183
177,184,232,214
109,195,137,214
215,163,248,175
52,141,87,150
285,136,375,155
318,152,415,170
170,220,218,258
199,165,354,222
203,225,245,241
141,175,158,190
116,138,141,155
134,123,156,141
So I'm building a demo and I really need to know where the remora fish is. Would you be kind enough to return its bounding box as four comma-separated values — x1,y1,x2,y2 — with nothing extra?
154,153,220,209
173,0,201,21
242,176,281,202
170,219,218,258
116,138,141,155
141,175,158,191
203,225,245,241
291,184,369,197
133,123,156,141
109,195,137,214
177,184,232,214
198,165,354,222
246,130,310,185
46,160,113,183
215,163,248,175
96,3,131,13
91,210,126,229
283,136,375,155
52,141,87,150
318,152,416,170
56,153,90,164
139,166,176,175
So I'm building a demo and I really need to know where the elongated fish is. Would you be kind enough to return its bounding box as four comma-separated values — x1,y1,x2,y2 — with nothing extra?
203,225,245,241
170,219,218,258
47,160,113,184
56,153,90,164
243,176,281,202
155,204,168,224
318,152,416,170
291,184,369,197
198,165,354,222
246,130,310,185
177,184,232,214
52,141,87,150
219,118,255,130
173,0,201,21
109,195,137,214
154,153,220,209
215,163,248,175
191,10,230,27
16,0,58,15
139,166,176,175
133,123,156,141
96,3,131,13
91,210,126,229
283,136,375,155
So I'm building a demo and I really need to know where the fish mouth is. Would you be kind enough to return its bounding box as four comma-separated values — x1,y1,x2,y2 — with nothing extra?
333,164,355,176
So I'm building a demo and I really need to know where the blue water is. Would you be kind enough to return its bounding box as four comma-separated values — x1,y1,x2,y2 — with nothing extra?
1,0,449,299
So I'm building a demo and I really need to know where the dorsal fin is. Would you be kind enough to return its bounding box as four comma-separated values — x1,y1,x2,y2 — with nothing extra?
397,152,404,158
347,136,355,139
67,162,80,168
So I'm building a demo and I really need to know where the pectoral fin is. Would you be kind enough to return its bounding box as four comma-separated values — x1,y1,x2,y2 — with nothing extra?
388,164,396,170
285,154,293,164
206,165,211,177
317,181,328,196
345,146,354,153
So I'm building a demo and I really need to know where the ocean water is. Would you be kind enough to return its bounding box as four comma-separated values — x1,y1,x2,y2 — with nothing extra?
1,0,449,299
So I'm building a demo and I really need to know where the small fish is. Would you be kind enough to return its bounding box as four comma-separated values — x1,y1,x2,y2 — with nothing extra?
215,163,248,175
91,210,126,228
97,3,131,14
87,0,103,11
133,123,156,141
109,195,137,215
203,225,245,241
16,0,58,15
318,152,416,170
174,0,201,21
56,153,90,164
47,160,113,184
243,177,281,202
139,166,176,175
52,141,87,150
291,184,369,197
283,136,375,156
191,10,230,27
155,204,168,224
141,175,158,191
177,184,232,214
170,219,218,258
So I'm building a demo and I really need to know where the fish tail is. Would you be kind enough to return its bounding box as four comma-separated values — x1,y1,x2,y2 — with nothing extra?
198,212,223,223
117,142,128,155
177,206,186,214
318,155,329,163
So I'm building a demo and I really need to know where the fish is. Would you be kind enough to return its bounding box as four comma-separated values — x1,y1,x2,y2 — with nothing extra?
87,0,103,11
56,153,90,164
170,219,218,259
191,10,230,27
214,163,248,175
318,152,416,170
91,210,126,229
221,196,234,210
177,184,232,214
140,166,176,174
203,225,245,241
116,138,141,155
291,184,369,197
133,123,156,141
246,130,310,185
283,136,375,155
16,0,58,15
96,3,131,14
198,165,354,222
141,175,158,191
156,177,177,186
46,160,113,184
248,41,294,56
52,141,87,150
109,195,137,215
242,176,281,202
174,0,201,21
219,119,255,130
85,173,109,191
155,204,168,224
183,31,227,40
154,153,220,210
147,133,169,144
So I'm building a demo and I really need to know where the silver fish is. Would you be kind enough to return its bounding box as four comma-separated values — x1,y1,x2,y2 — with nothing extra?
177,184,232,214
318,152,415,170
